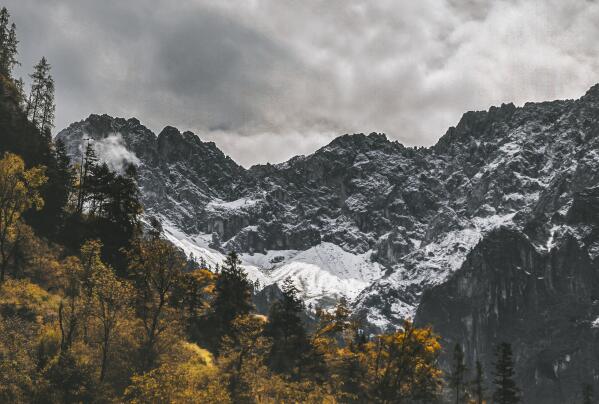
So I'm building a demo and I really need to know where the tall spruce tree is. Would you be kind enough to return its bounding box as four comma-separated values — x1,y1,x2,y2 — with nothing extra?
40,74,55,132
76,142,98,214
27,57,52,128
208,251,253,350
264,278,312,376
0,7,19,77
492,342,520,404
448,343,468,404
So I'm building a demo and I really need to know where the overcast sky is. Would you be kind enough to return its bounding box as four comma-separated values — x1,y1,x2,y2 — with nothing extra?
5,0,599,166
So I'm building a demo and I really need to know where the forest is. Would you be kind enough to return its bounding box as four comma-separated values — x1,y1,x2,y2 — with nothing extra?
0,6,527,403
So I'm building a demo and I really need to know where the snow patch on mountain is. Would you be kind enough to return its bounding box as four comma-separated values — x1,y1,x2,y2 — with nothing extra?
159,217,382,306
359,213,517,327
206,198,259,212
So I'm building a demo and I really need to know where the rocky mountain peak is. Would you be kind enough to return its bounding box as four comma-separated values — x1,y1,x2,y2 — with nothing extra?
582,82,599,100
322,132,399,155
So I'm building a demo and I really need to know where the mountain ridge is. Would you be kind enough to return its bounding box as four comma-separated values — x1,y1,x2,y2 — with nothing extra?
56,83,599,311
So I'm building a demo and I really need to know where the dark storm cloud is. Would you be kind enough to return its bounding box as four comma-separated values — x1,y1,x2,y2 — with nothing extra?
5,0,599,166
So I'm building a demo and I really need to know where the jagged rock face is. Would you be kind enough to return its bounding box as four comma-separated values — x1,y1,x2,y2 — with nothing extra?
356,85,599,327
415,222,599,403
56,114,246,233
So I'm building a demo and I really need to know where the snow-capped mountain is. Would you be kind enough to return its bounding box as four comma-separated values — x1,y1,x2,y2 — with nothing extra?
56,85,599,402
56,84,599,322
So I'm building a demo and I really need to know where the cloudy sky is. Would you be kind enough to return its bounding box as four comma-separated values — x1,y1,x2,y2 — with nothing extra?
6,0,599,166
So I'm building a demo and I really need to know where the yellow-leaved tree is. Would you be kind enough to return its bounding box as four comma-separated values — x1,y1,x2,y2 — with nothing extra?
0,152,46,282
363,321,443,403
124,341,230,404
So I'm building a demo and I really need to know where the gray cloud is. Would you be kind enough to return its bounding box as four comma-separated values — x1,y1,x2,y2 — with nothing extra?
5,0,599,166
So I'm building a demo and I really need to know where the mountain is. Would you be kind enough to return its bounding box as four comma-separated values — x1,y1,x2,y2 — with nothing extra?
57,85,599,402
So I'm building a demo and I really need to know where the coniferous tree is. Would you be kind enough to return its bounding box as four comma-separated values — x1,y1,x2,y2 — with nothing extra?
0,7,19,77
263,278,312,376
26,57,51,128
26,139,74,236
208,251,253,350
40,74,55,132
472,360,486,404
492,342,520,404
14,77,25,108
448,343,468,404
76,142,97,214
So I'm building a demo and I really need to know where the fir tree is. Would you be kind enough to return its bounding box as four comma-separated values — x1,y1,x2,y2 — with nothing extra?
40,74,55,132
448,343,468,404
492,342,520,404
208,251,253,349
26,57,51,128
26,139,73,236
0,7,19,77
76,142,98,214
264,278,312,376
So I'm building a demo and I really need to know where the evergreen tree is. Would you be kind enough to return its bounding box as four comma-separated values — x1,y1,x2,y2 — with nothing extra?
14,77,26,108
26,139,74,236
0,7,19,77
263,278,312,376
40,74,55,132
472,360,486,404
492,342,520,404
26,57,51,128
76,142,97,214
448,343,468,404
208,251,253,350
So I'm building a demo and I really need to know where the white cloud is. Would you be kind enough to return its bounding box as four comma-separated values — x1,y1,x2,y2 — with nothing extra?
90,134,141,173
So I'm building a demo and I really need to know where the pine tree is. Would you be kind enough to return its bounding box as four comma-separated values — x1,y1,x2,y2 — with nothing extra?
472,360,486,404
14,77,26,108
26,57,51,128
0,8,19,77
263,278,311,376
76,142,98,214
208,251,253,349
492,342,520,404
40,74,55,133
449,343,468,404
